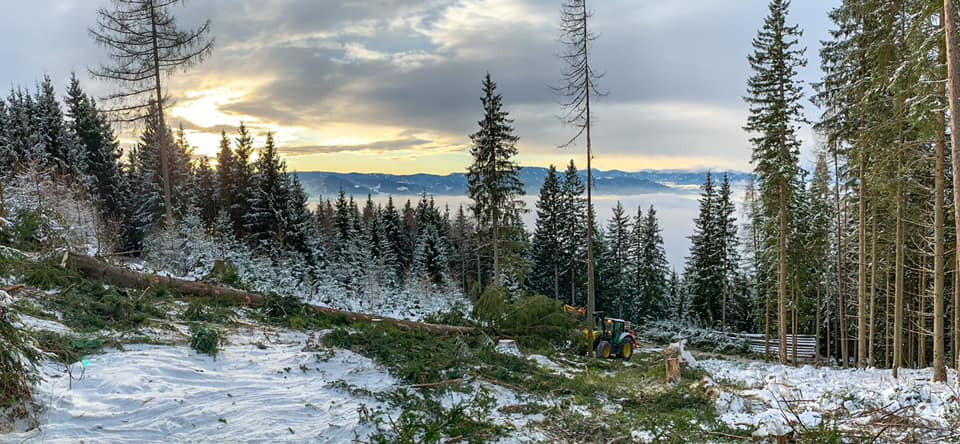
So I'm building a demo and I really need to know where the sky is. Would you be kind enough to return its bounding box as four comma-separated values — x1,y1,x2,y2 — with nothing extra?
0,0,839,175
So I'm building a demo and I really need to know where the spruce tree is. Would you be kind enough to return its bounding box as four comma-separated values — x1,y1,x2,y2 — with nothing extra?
744,0,807,364
466,73,525,286
560,160,586,306
449,204,477,293
35,76,80,171
602,202,632,320
717,174,740,331
381,196,406,279
637,205,668,321
411,195,450,286
215,130,235,229
193,156,218,231
530,165,565,299
230,123,255,237
64,73,123,218
246,132,290,254
686,173,722,327
285,174,323,264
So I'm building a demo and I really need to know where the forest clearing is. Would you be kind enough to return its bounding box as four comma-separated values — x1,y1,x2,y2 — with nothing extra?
5,0,960,442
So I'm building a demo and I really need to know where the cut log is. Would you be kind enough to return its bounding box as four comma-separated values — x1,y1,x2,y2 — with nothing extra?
64,253,475,335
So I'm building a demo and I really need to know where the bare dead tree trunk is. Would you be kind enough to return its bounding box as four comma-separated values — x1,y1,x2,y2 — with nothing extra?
581,2,597,352
148,1,174,224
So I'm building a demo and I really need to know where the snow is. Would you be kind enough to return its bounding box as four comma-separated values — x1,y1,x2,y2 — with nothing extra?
16,314,71,335
0,290,11,309
9,330,397,442
701,358,960,439
495,339,522,357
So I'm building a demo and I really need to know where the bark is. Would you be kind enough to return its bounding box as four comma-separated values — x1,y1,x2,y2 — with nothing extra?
885,269,891,368
792,285,798,366
857,152,867,369
931,106,947,377
765,287,772,360
826,275,832,362
65,254,475,335
944,0,960,384
583,0,596,353
835,152,847,368
816,284,821,360
920,255,928,368
148,1,174,224
778,182,788,365
894,168,904,378
869,211,877,368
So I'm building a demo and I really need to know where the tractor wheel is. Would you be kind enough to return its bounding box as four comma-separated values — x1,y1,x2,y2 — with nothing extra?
620,340,634,361
596,341,612,359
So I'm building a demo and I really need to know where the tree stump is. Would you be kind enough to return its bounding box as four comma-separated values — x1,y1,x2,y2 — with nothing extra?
212,259,227,277
664,346,682,384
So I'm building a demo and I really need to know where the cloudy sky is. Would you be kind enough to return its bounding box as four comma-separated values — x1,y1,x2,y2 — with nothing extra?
0,0,839,174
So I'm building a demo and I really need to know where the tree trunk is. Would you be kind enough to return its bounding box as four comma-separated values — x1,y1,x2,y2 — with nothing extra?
582,0,596,354
858,152,867,369
779,182,788,365
835,151,847,368
65,253,474,335
826,275,832,362
933,13,949,382
816,282,822,361
920,255,927,368
792,284,798,366
886,269,891,368
944,0,960,384
869,211,877,368
765,287,772,361
149,0,174,224
894,167,904,378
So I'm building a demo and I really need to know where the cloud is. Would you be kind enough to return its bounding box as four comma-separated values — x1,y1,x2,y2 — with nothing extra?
0,0,840,173
278,137,437,156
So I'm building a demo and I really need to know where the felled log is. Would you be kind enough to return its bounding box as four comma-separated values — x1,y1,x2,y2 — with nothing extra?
65,253,475,335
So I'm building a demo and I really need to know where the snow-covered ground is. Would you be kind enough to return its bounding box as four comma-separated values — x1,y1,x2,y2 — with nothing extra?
9,330,397,443
702,358,960,440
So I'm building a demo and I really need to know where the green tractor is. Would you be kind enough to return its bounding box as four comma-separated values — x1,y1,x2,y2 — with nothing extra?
564,305,638,360
591,317,637,360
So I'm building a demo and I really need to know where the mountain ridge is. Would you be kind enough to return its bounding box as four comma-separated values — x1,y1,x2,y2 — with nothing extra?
293,168,752,198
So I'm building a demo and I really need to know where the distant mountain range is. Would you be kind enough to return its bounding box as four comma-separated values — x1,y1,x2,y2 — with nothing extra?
293,168,752,199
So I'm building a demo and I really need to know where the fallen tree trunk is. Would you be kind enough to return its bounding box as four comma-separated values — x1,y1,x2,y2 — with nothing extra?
65,253,475,335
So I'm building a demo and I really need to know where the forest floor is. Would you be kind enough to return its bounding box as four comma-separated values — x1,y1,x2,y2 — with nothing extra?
2,257,959,442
